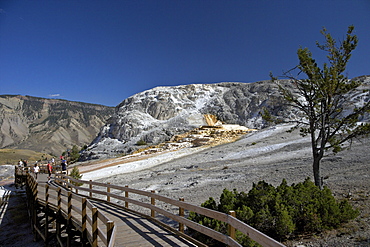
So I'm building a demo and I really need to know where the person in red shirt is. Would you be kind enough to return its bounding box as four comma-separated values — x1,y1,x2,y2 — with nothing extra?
47,162,52,181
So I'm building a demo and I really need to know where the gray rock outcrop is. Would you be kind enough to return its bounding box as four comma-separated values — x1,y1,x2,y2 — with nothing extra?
82,80,293,159
83,76,370,160
0,95,114,155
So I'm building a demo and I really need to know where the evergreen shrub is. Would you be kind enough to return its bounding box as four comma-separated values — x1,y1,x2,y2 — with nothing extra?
69,166,83,186
69,145,81,163
136,139,147,146
188,178,358,246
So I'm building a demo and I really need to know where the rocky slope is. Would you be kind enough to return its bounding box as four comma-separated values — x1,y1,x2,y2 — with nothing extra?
82,76,370,160
0,95,114,155
82,124,370,247
83,80,294,159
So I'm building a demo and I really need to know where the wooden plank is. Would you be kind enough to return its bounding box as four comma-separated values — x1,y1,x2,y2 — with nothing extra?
72,204,82,215
97,209,111,223
229,216,285,247
97,226,108,246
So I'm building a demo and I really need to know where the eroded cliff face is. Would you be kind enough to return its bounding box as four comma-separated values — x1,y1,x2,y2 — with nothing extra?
83,80,294,159
0,95,114,155
83,77,370,160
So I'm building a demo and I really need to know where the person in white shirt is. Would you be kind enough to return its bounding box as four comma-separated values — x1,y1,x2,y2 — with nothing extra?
33,163,40,179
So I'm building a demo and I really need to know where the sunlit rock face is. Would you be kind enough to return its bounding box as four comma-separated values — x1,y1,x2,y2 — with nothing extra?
83,76,370,160
0,95,114,155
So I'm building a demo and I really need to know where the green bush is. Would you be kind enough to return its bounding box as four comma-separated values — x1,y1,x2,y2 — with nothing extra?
69,166,83,186
188,197,227,246
188,178,358,246
136,139,147,146
69,145,81,163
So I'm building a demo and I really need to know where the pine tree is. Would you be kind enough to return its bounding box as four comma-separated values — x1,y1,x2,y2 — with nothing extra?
269,25,370,188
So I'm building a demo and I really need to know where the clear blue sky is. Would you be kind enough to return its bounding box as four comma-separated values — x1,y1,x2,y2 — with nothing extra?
1,1,369,106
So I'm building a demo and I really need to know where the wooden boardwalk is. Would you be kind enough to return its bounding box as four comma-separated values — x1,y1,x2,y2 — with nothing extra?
36,173,197,246
17,166,284,247
92,201,196,247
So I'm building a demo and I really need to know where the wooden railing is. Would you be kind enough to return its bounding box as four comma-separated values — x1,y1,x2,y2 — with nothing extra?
14,166,29,186
22,170,116,247
56,174,285,247
15,161,67,174
36,163,66,175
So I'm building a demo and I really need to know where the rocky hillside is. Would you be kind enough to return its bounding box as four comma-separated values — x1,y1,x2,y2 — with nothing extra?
82,76,370,160
0,95,114,155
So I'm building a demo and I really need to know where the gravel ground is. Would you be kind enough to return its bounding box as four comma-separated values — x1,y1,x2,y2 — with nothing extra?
94,124,370,246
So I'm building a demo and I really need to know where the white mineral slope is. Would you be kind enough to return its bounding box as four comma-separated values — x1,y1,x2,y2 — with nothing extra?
82,124,311,181
81,146,210,180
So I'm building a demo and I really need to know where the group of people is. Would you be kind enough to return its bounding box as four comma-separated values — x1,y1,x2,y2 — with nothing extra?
21,157,68,181
18,159,28,168
31,161,50,180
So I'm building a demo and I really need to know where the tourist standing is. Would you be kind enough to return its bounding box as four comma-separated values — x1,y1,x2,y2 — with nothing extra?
61,159,67,174
47,162,52,181
33,163,40,179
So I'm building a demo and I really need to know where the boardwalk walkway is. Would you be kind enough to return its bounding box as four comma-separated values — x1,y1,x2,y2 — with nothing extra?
92,201,195,247
36,173,197,246
17,167,284,247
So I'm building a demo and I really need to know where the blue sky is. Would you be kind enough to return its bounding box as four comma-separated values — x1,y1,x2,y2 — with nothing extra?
1,1,369,106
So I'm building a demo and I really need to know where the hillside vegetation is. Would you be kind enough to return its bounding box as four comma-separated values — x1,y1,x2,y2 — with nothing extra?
0,148,52,165
0,95,114,156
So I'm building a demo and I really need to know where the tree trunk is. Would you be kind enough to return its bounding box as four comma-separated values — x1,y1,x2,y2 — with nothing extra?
313,155,322,189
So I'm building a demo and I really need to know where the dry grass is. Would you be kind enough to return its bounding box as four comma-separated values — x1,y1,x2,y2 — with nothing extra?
0,148,52,165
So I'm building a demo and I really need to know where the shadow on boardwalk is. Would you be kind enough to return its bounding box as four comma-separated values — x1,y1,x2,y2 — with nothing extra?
0,183,43,247
93,200,196,246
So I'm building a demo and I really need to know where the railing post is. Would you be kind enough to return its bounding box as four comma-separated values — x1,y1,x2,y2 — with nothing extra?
151,190,155,218
56,187,62,245
67,191,72,246
33,178,38,199
45,184,49,244
228,211,236,242
32,178,38,241
179,198,184,233
68,191,72,220
89,180,93,198
125,185,129,208
107,182,111,202
81,197,87,245
15,166,18,186
57,188,61,211
92,207,98,247
45,184,49,204
107,221,114,245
